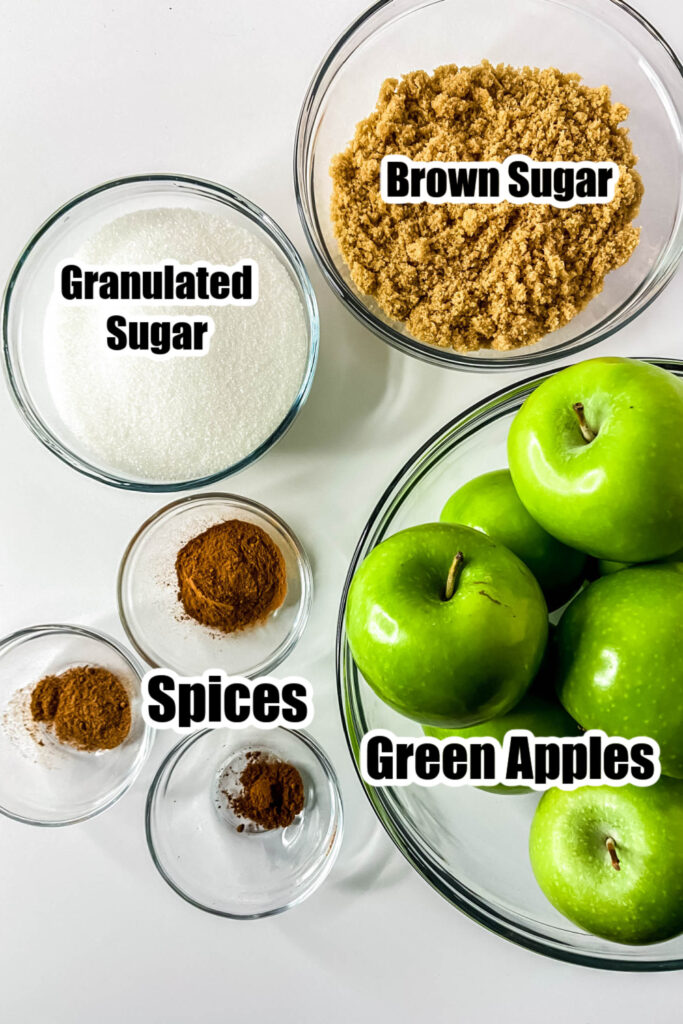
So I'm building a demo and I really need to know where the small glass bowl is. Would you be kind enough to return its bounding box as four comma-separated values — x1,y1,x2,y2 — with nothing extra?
337,358,683,970
118,494,312,676
146,726,343,918
0,624,153,826
295,0,683,370
2,173,319,490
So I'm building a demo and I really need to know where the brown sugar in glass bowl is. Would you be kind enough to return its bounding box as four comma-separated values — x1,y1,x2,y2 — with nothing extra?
294,0,683,374
175,519,287,634
330,61,643,354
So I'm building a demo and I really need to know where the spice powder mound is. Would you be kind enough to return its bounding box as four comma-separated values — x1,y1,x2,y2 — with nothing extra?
31,665,131,751
175,519,287,634
330,61,643,352
227,752,305,831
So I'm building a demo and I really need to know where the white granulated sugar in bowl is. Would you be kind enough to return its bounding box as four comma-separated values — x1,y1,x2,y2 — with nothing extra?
44,207,310,482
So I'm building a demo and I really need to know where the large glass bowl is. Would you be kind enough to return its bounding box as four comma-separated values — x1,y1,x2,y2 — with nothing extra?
295,0,683,371
2,174,319,490
336,358,683,970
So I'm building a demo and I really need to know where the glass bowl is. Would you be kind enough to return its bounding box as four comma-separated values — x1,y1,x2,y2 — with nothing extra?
337,358,683,969
118,494,313,676
146,726,343,918
295,0,683,371
2,174,319,490
0,624,153,826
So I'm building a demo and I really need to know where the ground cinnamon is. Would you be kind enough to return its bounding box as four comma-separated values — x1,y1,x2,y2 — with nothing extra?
175,519,287,634
227,751,305,831
31,665,131,751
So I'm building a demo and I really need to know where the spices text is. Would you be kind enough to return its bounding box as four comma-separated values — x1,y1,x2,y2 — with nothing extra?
142,670,313,731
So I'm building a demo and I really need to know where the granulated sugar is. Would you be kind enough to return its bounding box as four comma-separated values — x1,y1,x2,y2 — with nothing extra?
45,208,310,482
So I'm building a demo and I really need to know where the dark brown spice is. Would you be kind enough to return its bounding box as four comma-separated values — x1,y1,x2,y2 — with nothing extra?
30,665,131,751
30,675,61,722
226,751,305,830
175,519,287,634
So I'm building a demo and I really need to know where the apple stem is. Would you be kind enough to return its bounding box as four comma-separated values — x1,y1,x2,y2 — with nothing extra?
572,402,597,443
606,836,621,871
444,552,465,601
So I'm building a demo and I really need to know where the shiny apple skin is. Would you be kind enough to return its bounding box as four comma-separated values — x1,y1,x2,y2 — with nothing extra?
508,358,683,562
440,469,586,611
424,690,579,795
555,565,683,778
346,523,548,728
530,781,683,945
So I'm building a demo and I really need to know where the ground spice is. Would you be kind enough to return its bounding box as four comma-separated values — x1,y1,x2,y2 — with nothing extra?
175,519,287,633
227,751,305,831
330,61,643,352
30,665,131,751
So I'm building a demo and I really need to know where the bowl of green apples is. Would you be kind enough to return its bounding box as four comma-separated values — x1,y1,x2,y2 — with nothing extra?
337,357,683,969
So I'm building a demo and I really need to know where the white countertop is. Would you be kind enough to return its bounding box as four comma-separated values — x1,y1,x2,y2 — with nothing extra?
1,1,681,1019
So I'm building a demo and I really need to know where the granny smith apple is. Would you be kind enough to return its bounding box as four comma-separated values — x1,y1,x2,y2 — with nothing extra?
508,358,683,562
555,565,683,778
346,523,548,727
440,469,586,610
424,691,580,795
598,548,683,576
597,558,632,576
530,780,683,944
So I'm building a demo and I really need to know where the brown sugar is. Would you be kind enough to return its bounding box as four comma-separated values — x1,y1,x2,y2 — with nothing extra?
175,519,287,634
227,751,305,831
31,665,131,751
330,61,643,352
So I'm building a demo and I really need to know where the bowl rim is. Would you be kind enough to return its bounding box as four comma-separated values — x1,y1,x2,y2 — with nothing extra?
116,491,314,676
2,172,320,491
294,0,683,371
335,356,683,970
145,725,344,919
0,622,154,827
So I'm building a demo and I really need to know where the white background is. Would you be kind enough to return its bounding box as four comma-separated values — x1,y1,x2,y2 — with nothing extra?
0,1,681,1020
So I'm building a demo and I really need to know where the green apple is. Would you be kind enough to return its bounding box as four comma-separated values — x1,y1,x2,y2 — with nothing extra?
508,358,683,562
440,469,586,610
598,548,683,576
346,523,548,727
530,780,683,944
597,558,631,576
424,691,580,795
555,565,683,778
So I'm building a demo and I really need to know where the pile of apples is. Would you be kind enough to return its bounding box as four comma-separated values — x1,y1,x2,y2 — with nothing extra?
346,357,683,946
